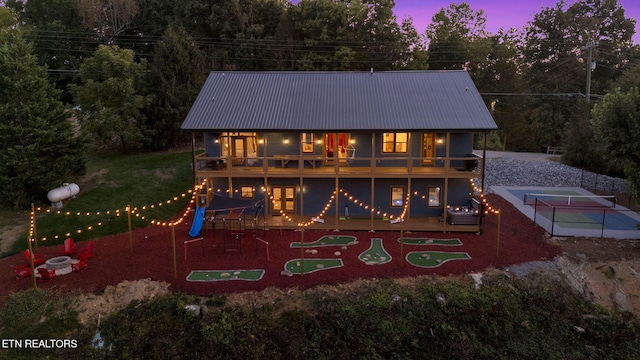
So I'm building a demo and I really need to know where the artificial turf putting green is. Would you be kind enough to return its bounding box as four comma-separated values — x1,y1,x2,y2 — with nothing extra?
359,238,392,265
405,251,471,268
284,258,343,274
398,238,462,246
187,269,265,282
289,235,357,248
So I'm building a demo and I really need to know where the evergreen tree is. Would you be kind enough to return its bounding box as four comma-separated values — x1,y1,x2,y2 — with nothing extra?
144,25,206,149
0,33,86,208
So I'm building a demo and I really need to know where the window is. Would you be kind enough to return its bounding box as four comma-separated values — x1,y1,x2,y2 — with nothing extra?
427,186,441,207
382,133,408,153
391,186,404,207
302,133,314,153
240,186,255,199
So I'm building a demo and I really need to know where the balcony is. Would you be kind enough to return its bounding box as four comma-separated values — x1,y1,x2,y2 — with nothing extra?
194,153,483,178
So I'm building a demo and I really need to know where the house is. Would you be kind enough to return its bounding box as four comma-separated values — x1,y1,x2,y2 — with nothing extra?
181,70,497,232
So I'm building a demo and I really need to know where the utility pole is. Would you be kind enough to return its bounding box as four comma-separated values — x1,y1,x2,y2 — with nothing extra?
582,40,598,104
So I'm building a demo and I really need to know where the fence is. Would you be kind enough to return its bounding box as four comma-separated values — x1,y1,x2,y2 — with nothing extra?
579,169,638,211
530,198,639,238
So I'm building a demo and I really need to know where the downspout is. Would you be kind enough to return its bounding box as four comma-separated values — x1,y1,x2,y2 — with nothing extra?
479,131,488,228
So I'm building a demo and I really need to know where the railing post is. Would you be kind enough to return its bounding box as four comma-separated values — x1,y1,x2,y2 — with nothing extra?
601,210,606,238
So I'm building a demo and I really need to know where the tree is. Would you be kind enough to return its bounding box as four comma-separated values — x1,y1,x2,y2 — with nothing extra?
77,0,139,44
522,0,635,157
0,32,85,208
6,0,95,103
396,17,428,69
590,87,640,199
426,2,488,70
281,0,361,70
70,45,151,152
144,25,206,149
353,0,404,70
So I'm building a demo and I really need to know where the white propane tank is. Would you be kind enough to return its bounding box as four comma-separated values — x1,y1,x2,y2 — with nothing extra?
47,183,80,208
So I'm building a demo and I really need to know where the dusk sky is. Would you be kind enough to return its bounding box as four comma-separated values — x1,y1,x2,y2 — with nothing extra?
393,0,640,43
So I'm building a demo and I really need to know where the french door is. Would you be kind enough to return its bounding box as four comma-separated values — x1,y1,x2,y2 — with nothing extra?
422,133,435,165
271,186,295,213
324,133,350,163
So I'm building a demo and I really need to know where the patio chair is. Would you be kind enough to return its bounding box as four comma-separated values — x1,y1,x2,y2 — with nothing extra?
37,267,55,282
77,241,96,260
23,249,45,266
71,258,89,272
14,265,32,280
59,237,76,256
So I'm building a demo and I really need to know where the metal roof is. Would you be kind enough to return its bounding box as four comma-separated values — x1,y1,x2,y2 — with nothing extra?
181,70,497,131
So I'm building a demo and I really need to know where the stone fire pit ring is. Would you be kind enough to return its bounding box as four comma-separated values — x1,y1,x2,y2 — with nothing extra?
45,256,72,275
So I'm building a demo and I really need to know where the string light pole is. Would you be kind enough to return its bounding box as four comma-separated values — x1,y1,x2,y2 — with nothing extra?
126,205,133,253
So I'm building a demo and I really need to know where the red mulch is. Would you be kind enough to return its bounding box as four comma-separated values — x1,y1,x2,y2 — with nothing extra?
0,194,560,306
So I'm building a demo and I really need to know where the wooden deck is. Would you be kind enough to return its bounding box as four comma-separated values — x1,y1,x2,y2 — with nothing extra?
207,213,482,233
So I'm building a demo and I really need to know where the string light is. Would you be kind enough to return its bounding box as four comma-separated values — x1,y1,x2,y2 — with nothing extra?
470,178,500,214
33,183,204,240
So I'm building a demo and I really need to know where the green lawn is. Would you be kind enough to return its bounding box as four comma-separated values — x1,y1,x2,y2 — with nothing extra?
11,151,194,253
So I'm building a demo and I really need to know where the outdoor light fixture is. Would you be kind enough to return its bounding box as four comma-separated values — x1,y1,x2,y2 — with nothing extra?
283,136,289,144
436,138,444,144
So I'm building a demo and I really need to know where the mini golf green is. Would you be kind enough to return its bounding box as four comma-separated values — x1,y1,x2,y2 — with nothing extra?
284,258,343,274
359,238,392,265
290,235,358,248
187,269,265,282
398,238,462,246
405,251,471,268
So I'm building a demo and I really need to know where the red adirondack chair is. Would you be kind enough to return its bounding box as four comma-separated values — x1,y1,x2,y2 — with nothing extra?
14,265,32,280
71,258,89,272
37,267,55,282
59,238,76,256
23,249,45,266
77,241,95,260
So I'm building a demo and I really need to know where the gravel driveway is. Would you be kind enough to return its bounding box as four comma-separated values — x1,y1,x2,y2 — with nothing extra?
475,150,628,194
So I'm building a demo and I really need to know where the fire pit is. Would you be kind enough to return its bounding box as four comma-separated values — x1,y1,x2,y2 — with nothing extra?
45,256,72,275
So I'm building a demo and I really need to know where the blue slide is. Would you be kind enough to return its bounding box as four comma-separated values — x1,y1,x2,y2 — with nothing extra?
189,206,206,237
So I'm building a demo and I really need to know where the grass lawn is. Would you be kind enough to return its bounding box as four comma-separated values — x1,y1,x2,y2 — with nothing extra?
11,151,194,253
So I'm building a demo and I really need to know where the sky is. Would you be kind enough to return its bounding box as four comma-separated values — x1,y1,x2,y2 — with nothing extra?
393,0,640,44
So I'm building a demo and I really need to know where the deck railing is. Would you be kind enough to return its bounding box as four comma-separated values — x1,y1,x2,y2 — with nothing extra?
194,153,483,176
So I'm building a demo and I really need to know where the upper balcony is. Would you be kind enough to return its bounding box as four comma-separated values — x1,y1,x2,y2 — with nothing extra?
193,152,483,178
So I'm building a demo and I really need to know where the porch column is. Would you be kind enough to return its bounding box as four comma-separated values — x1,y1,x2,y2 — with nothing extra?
300,176,304,217
335,177,339,227
406,177,412,220
479,131,488,227
443,177,449,230
370,178,375,229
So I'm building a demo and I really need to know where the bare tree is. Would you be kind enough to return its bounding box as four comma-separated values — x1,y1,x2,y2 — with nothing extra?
77,0,139,44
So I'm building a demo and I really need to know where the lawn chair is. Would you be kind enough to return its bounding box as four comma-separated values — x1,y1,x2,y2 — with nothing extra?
37,267,55,282
23,249,45,266
71,258,89,272
77,241,95,260
14,265,32,280
59,238,76,256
